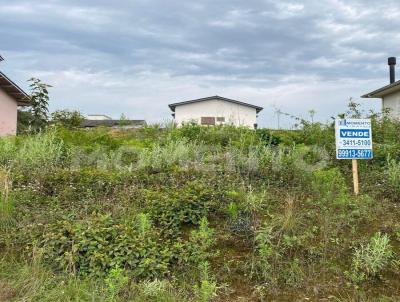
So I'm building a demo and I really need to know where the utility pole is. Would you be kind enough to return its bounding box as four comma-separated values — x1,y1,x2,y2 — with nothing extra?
308,109,316,124
275,108,282,129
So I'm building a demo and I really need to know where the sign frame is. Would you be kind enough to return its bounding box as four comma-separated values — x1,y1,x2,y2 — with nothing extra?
335,118,373,195
335,118,373,160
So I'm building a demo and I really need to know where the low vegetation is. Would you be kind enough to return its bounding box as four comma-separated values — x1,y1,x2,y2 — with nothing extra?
1,102,400,301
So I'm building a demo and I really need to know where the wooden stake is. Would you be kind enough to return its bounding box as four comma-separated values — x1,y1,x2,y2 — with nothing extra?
352,159,359,196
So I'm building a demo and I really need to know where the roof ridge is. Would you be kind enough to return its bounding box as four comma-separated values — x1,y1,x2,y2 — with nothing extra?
0,71,30,105
168,95,263,113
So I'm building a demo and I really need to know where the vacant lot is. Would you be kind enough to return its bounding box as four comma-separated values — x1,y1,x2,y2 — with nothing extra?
1,114,400,301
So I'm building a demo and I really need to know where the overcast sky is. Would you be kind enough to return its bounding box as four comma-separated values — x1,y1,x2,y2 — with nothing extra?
1,0,398,128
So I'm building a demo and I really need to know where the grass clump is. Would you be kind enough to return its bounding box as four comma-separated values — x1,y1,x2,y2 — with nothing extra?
348,232,394,283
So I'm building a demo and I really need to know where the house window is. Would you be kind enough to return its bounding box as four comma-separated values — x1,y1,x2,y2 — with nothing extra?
201,117,216,125
216,117,225,122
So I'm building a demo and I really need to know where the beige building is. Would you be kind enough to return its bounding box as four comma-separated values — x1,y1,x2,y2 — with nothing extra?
168,96,263,129
362,57,400,117
0,69,30,136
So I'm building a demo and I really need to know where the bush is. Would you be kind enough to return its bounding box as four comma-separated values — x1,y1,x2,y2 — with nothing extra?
311,168,348,205
34,214,183,278
145,180,215,232
252,225,274,282
188,217,215,265
195,262,217,302
39,168,132,202
105,266,129,300
348,232,393,283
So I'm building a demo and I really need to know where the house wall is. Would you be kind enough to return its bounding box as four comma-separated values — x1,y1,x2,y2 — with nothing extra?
174,99,258,128
0,88,18,136
383,91,400,117
86,115,112,120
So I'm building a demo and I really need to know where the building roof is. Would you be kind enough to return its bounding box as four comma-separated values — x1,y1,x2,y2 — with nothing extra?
168,95,264,113
361,80,400,98
0,71,30,105
86,114,112,120
82,119,146,127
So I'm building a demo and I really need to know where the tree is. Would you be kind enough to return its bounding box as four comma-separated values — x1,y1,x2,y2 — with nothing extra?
25,78,52,133
51,110,84,129
119,113,131,126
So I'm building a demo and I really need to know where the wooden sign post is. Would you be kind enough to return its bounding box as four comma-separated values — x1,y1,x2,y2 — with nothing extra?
335,119,373,196
351,159,359,195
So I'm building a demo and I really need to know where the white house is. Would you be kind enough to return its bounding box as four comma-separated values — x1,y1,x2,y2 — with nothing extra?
362,57,400,117
0,56,30,136
168,96,263,129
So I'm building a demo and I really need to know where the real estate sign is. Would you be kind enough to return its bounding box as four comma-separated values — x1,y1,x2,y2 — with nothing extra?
335,118,373,159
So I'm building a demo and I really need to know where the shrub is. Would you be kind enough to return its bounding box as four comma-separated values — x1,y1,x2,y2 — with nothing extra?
267,145,324,187
145,180,215,232
252,225,275,282
54,127,124,151
34,214,182,279
140,279,170,299
348,232,393,283
188,217,215,265
171,124,258,148
256,128,281,146
105,266,129,300
38,168,130,202
136,213,152,237
311,168,348,205
194,261,217,302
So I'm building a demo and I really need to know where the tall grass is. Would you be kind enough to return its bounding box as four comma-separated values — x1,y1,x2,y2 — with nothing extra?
0,132,66,176
386,157,400,197
137,139,203,171
0,137,16,166
0,167,14,229
15,132,66,171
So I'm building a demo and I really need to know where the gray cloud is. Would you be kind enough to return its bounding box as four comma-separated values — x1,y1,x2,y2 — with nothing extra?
0,0,397,127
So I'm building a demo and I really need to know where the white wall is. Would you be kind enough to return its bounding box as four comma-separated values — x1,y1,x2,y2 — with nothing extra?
174,99,258,128
86,115,112,120
0,88,18,136
383,92,400,117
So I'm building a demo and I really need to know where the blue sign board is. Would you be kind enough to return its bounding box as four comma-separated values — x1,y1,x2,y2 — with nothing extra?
335,119,373,159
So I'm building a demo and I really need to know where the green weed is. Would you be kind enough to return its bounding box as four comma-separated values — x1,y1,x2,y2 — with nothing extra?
347,232,393,283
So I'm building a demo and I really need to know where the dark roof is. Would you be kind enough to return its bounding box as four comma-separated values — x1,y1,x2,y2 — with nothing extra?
361,80,400,98
0,71,30,105
168,95,263,113
82,119,146,128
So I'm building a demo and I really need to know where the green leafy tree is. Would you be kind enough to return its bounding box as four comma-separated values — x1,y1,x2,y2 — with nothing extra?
51,109,84,129
119,113,131,126
27,78,52,133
